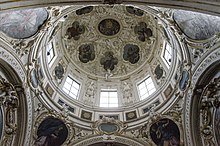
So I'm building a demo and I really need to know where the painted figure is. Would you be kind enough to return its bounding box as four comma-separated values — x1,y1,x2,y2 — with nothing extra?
123,44,140,64
150,118,180,146
79,44,95,63
35,117,68,146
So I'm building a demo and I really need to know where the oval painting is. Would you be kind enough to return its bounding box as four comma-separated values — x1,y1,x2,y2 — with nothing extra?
99,123,119,134
30,69,39,88
98,18,120,36
35,117,68,146
179,70,189,91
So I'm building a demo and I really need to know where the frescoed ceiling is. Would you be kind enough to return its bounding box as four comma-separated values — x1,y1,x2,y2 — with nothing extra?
0,8,48,39
174,10,220,40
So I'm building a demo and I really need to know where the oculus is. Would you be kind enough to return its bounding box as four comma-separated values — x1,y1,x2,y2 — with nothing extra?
66,21,85,40
98,19,120,36
123,44,140,64
134,22,153,42
79,44,95,63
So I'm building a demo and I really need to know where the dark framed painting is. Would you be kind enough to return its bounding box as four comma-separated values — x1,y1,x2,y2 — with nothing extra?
35,117,68,146
150,118,180,146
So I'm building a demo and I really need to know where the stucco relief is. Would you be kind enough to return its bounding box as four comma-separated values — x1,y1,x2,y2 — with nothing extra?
62,5,157,78
83,81,97,105
121,81,134,105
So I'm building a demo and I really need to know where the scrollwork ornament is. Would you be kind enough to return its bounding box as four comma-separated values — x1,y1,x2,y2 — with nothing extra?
10,39,35,57
91,116,127,135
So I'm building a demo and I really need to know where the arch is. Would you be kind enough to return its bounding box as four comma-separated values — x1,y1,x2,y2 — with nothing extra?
184,46,220,145
0,42,33,146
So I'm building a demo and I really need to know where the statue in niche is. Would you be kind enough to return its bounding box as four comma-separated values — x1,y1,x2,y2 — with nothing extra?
84,81,95,104
134,22,153,42
66,21,85,40
150,118,180,146
123,44,140,64
35,117,68,146
76,6,93,15
122,82,133,105
79,44,95,63
54,63,64,79
100,51,118,72
126,6,144,16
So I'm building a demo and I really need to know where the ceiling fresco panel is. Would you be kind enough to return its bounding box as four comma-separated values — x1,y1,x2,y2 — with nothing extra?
0,8,48,39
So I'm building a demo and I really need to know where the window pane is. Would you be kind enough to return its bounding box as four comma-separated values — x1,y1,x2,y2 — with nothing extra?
109,92,117,97
100,103,108,107
139,88,147,96
163,42,172,66
66,77,73,84
62,76,80,99
64,82,71,90
100,90,118,107
63,88,69,94
109,104,118,107
141,93,149,100
138,76,156,100
138,83,145,90
69,92,77,99
72,81,80,89
145,78,152,85
100,97,108,104
109,98,118,104
47,42,55,64
100,92,108,98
